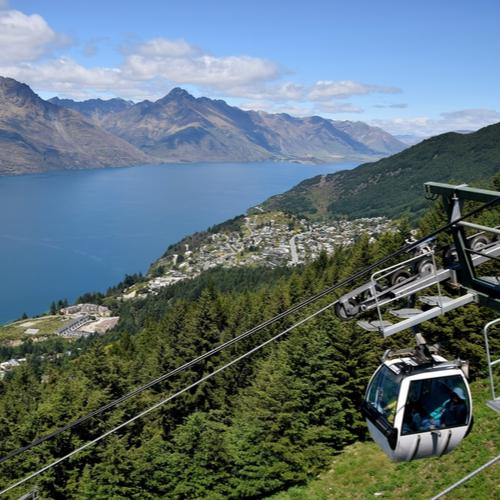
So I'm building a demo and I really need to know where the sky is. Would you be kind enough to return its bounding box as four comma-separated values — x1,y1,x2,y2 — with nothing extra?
1,0,499,137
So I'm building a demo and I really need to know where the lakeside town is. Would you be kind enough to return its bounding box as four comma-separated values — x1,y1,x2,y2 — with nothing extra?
0,304,120,378
125,211,393,299
1,210,392,377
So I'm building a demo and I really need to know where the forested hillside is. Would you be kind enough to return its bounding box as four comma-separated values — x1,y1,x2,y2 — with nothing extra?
272,379,499,499
0,181,498,498
263,122,500,220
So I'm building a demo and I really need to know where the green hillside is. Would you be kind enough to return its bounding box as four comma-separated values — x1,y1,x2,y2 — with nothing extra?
270,379,499,500
1,216,498,498
0,176,497,498
263,122,500,220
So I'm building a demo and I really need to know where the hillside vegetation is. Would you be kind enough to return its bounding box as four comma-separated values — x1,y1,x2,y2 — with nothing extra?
0,194,498,498
263,122,500,220
271,380,499,500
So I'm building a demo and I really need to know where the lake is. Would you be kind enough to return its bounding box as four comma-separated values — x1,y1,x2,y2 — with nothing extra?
0,161,357,324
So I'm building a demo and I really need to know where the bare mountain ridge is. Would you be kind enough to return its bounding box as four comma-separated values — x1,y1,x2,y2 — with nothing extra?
0,77,149,175
0,77,406,174
57,87,406,163
48,96,134,126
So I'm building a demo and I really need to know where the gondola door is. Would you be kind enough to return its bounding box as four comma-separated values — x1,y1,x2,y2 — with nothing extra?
393,370,473,461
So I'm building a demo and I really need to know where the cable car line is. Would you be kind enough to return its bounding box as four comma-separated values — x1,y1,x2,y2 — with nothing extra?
0,190,497,498
430,454,499,499
0,299,338,496
0,194,497,469
351,183,499,462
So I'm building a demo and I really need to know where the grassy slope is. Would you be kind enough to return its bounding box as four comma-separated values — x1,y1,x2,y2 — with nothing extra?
0,315,68,344
263,123,500,220
270,379,499,499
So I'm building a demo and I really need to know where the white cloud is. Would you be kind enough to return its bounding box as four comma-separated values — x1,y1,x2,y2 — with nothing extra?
374,103,407,109
237,99,363,117
239,100,315,117
134,38,198,58
315,102,364,114
0,58,140,100
83,43,98,57
371,108,500,136
0,10,59,63
214,80,395,106
307,80,400,101
213,82,306,101
0,8,402,117
273,82,304,100
439,109,500,128
2,58,120,87
123,47,280,89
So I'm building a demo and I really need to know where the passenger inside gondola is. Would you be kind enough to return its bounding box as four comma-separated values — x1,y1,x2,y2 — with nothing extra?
434,387,468,427
402,376,469,435
366,366,400,424
403,400,432,433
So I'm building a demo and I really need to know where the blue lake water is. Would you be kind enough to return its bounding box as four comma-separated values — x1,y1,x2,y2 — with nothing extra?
0,161,357,324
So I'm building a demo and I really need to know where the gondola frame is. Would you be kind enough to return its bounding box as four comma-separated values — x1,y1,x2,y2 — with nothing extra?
362,356,473,461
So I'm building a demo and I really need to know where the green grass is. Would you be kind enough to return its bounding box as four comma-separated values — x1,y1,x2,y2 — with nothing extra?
0,315,71,344
263,123,500,221
269,379,499,499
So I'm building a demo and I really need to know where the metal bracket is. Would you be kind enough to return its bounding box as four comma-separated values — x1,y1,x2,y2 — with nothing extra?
425,182,500,303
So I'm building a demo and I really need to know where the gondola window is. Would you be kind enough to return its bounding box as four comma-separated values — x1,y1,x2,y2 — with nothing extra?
402,375,470,435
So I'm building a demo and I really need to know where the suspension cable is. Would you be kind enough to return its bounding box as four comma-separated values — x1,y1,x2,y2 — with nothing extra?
0,195,498,466
430,454,500,499
0,299,338,496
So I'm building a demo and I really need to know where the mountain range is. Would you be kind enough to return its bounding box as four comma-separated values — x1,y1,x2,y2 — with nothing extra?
48,96,134,127
262,121,500,219
0,78,149,175
91,88,404,163
0,76,405,175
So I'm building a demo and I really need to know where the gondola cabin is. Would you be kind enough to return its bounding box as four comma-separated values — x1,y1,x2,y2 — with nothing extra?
361,349,473,461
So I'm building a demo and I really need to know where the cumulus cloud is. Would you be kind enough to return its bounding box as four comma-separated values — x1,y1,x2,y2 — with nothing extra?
213,80,396,105
373,103,408,109
133,38,198,58
439,109,500,128
0,9,61,64
122,38,281,90
260,82,304,101
315,102,364,114
371,108,500,136
239,100,315,117
0,7,402,117
0,14,283,99
2,58,120,88
83,43,98,57
0,58,144,100
214,82,306,101
307,80,400,101
238,99,363,117
0,32,281,100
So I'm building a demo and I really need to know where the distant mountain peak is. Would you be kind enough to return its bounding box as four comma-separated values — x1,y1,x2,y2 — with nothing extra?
47,95,134,120
160,87,195,102
0,77,148,175
0,76,39,103
1,77,407,174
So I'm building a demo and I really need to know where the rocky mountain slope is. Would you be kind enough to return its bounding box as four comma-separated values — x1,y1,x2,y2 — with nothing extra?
0,77,149,175
0,77,406,174
48,96,133,127
87,88,405,163
263,122,500,219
